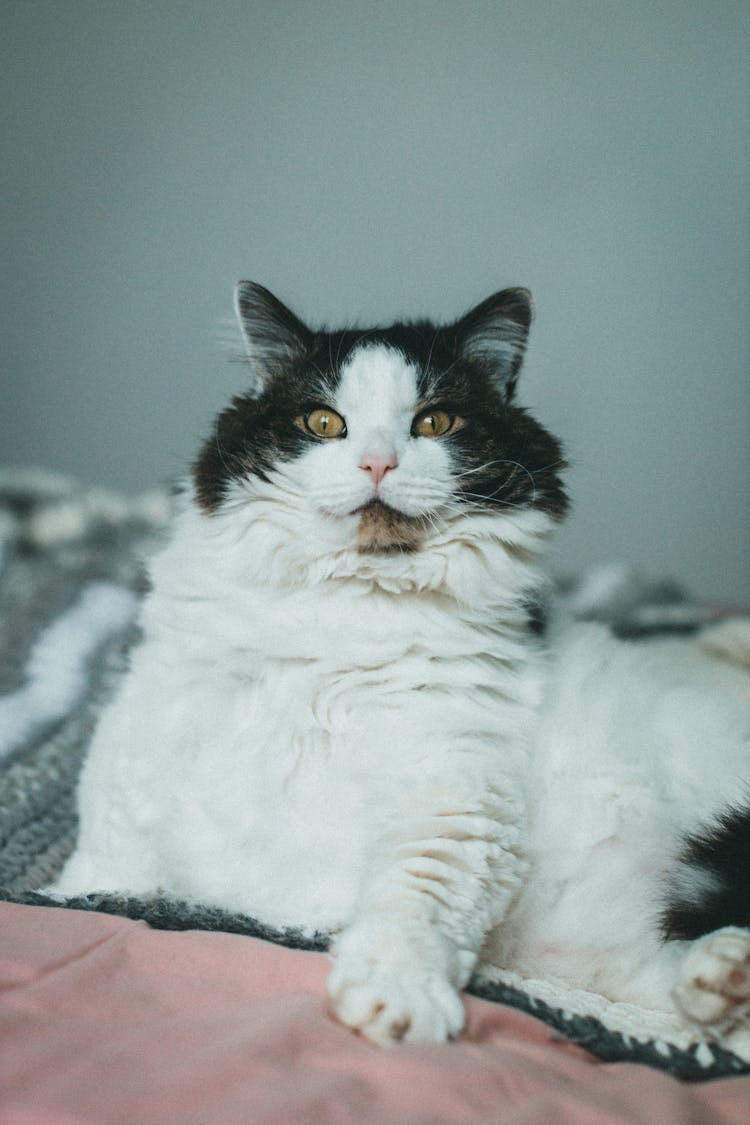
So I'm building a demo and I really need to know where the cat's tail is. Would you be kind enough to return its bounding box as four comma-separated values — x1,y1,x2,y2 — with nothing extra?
662,802,750,942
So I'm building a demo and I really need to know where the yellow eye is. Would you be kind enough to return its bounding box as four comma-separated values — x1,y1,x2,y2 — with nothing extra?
297,407,347,439
412,410,461,438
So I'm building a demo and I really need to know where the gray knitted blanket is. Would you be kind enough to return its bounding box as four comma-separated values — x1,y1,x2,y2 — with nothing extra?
1,467,746,1080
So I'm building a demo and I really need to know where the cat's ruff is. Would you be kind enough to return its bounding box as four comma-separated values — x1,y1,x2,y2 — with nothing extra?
54,284,750,1052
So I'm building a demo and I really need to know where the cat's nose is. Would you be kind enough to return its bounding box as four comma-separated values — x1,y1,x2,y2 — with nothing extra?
359,451,398,489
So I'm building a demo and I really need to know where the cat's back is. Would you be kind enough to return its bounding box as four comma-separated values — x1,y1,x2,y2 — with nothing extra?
534,619,750,802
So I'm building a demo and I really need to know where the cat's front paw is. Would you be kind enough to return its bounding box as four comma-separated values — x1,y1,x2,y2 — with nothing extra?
328,912,472,1046
327,957,465,1046
673,927,750,1029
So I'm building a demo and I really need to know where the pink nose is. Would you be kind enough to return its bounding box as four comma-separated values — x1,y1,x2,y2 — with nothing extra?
359,451,398,488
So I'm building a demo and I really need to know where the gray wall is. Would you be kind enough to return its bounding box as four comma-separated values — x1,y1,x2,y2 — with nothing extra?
2,1,748,602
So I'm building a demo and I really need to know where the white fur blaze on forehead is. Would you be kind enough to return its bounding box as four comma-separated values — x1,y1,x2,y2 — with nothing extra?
336,346,419,420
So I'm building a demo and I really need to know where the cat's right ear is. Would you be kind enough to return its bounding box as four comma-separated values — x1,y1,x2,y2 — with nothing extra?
234,282,313,393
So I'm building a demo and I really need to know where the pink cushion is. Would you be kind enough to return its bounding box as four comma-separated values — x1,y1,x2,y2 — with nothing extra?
2,901,749,1123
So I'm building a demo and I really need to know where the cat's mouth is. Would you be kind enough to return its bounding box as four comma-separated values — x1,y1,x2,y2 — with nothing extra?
354,499,425,555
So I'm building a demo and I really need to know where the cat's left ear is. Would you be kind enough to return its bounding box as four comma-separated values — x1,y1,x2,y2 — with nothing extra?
234,281,313,393
455,288,533,398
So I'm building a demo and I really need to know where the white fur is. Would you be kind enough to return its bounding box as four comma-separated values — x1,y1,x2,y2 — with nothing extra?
54,345,750,1046
482,623,750,1013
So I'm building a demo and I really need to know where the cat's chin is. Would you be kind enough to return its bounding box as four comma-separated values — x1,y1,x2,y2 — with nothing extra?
354,499,425,555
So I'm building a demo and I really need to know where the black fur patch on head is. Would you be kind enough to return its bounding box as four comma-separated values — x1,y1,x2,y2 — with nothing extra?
413,362,567,522
194,284,567,522
193,363,336,511
662,803,750,941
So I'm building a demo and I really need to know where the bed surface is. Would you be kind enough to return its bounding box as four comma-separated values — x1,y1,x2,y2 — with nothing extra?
2,468,750,1121
4,900,750,1125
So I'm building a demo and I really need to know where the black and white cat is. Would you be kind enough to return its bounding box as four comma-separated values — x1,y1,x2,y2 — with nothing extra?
54,284,750,1048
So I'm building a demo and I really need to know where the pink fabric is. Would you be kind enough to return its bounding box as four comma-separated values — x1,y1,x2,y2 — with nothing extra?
1,903,749,1123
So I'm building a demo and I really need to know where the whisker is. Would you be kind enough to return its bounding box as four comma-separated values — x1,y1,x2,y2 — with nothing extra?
453,459,537,504
453,459,533,484
307,360,335,397
421,328,441,393
334,327,347,370
214,427,234,476
453,460,508,480
457,489,533,510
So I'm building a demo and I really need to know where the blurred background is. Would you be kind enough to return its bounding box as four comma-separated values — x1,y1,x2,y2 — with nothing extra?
2,1,748,601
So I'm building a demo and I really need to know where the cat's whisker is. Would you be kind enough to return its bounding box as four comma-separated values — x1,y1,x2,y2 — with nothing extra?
421,328,442,394
213,427,235,478
308,360,335,396
422,509,447,538
452,459,537,507
454,459,534,485
453,460,518,480
334,328,346,371
457,490,534,511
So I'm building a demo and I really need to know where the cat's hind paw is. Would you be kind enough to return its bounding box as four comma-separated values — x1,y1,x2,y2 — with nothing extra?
327,959,465,1046
673,927,750,1029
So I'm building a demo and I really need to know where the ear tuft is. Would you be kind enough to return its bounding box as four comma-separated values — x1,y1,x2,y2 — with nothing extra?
456,288,534,396
234,282,312,393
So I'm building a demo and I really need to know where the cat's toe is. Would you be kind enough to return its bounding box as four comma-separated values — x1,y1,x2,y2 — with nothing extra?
327,961,465,1046
673,927,750,1028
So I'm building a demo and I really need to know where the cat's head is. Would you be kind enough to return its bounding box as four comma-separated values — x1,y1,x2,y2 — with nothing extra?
193,284,567,557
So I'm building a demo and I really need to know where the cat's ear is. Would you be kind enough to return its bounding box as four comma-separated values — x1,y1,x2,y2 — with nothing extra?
455,288,533,397
234,282,313,392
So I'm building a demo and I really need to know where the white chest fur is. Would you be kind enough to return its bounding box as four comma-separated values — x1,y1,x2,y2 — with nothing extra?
60,496,551,936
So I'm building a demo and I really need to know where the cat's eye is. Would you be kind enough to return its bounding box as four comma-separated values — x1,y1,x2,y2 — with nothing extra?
412,409,462,439
296,407,347,439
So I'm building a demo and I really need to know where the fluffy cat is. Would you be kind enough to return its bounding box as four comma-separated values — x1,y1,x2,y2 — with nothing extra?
54,284,750,1048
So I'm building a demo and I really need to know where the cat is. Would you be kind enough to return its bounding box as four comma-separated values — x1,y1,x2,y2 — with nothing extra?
53,283,750,1048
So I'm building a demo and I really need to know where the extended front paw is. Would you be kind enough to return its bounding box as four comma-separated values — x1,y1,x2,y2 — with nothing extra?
327,957,466,1046
674,927,750,1029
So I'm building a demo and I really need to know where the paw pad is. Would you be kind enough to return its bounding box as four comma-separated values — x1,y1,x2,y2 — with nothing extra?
674,927,750,1028
327,961,465,1045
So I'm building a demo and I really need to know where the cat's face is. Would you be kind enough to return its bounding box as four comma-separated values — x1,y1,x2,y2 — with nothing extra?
194,284,567,554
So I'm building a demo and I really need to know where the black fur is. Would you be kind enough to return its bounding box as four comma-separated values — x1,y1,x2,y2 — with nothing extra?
194,285,567,523
662,803,750,940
